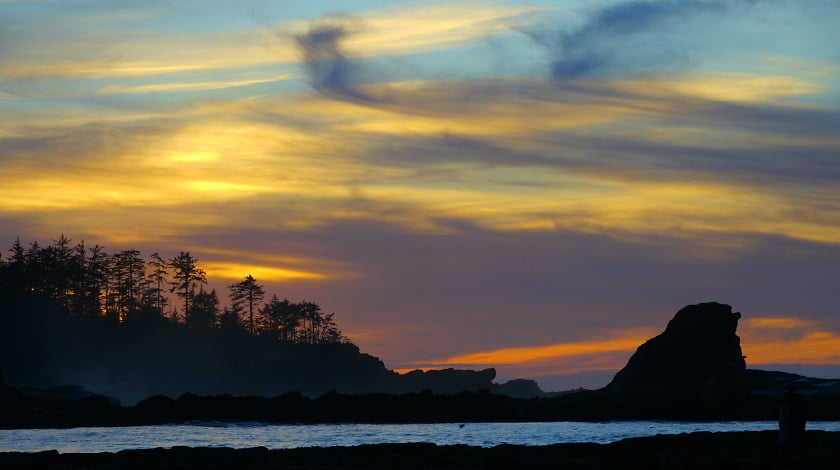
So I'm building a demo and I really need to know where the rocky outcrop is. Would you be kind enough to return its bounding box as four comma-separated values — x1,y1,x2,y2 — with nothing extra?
395,368,498,395
607,302,746,397
491,378,544,398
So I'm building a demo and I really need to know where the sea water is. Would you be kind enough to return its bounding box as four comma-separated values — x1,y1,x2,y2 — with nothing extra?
3,421,840,453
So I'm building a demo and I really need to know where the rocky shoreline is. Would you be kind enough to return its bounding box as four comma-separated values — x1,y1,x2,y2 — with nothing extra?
2,431,839,469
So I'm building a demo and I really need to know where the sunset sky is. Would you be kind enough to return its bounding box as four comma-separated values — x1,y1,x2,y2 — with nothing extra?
2,0,839,390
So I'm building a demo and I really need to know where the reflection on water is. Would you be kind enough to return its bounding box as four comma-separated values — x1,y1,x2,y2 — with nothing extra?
3,421,840,453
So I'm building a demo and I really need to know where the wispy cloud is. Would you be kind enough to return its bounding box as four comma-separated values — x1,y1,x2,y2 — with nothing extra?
1,1,537,98
524,0,760,80
292,3,539,104
98,74,296,95
2,67,839,246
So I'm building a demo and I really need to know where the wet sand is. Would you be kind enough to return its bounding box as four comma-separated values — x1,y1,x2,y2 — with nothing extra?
1,430,838,469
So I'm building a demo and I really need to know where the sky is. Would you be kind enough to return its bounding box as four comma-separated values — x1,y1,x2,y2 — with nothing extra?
1,0,839,391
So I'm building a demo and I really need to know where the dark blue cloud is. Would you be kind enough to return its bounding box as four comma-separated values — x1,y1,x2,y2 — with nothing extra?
528,0,750,80
294,18,379,103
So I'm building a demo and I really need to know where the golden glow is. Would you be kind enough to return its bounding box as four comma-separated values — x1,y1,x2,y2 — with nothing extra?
166,153,220,163
1,18,838,253
743,317,815,329
740,316,840,365
187,181,271,194
426,328,657,366
743,331,840,365
202,262,331,282
2,71,839,248
647,73,822,103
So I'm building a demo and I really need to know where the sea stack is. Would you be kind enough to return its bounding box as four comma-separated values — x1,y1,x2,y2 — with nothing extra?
607,302,746,395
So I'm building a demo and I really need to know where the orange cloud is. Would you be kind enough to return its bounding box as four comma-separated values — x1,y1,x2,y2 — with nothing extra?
408,317,840,380
743,316,815,330
741,316,840,365
202,262,333,283
417,328,657,370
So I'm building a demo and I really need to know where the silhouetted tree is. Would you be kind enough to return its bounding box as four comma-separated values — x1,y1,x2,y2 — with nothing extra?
25,241,44,296
47,234,74,311
189,288,220,328
258,297,344,344
146,253,169,318
259,295,296,340
315,311,345,344
8,237,24,267
218,306,242,330
299,301,323,344
1,235,350,346
5,237,26,300
229,275,264,334
169,252,206,324
85,245,109,318
70,240,88,317
111,250,145,322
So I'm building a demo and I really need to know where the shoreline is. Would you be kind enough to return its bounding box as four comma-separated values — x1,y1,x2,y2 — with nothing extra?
6,417,840,431
2,431,839,469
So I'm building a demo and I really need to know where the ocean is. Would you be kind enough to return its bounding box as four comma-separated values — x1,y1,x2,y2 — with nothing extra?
4,421,840,453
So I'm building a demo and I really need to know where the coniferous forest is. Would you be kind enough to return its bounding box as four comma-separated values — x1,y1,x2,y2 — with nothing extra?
0,235,344,343
0,235,518,404
0,235,417,403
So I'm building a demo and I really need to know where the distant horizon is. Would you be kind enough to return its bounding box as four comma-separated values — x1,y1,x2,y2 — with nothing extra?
2,0,839,386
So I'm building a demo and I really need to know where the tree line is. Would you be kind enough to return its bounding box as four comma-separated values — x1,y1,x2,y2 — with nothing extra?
0,235,345,344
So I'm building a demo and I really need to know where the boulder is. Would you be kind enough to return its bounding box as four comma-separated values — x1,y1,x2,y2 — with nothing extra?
607,302,746,395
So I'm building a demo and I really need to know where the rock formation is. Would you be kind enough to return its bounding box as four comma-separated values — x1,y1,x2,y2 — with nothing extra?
607,302,746,395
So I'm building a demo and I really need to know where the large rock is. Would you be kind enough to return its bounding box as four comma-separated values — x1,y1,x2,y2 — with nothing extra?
607,302,746,395
396,368,497,395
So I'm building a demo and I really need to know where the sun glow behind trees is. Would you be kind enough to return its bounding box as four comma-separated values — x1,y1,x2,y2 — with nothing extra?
0,235,346,345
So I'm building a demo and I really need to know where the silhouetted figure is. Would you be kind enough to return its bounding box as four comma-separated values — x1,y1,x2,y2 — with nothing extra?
779,385,806,448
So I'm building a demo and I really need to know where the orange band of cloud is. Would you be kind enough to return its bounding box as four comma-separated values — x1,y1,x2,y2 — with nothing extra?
421,328,657,367
410,318,840,378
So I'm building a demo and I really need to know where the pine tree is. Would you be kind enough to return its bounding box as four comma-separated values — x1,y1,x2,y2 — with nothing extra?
189,288,220,328
168,252,206,324
146,253,169,318
111,250,145,322
228,275,265,334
